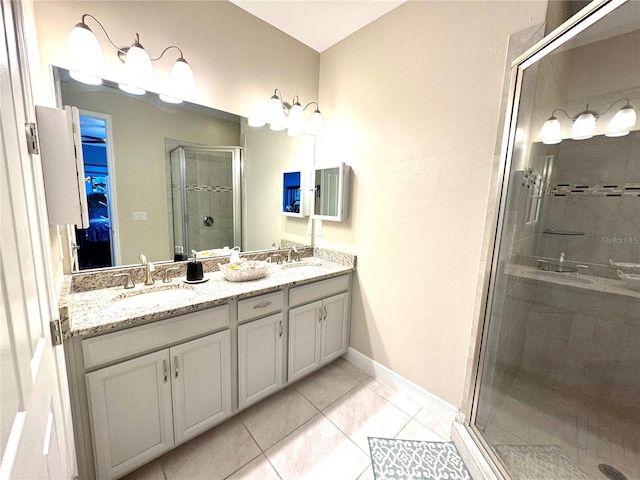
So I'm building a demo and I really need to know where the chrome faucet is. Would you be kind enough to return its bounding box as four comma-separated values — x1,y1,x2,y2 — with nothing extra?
272,241,281,249
287,245,299,263
139,254,155,285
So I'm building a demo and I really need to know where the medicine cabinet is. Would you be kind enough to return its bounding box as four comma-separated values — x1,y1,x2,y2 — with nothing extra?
281,169,308,217
312,163,351,222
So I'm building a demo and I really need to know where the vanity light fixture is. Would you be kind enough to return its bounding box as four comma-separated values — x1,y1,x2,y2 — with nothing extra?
540,98,636,144
253,89,324,136
67,13,196,94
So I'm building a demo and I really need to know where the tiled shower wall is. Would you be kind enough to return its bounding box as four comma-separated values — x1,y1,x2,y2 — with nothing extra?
522,283,640,411
540,130,640,266
185,149,235,251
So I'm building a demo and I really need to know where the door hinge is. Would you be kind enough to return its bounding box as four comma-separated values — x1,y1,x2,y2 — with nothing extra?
25,122,39,154
50,320,62,347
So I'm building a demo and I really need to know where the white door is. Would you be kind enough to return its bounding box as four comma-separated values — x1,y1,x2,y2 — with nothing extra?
288,301,322,382
171,331,231,444
0,1,74,478
320,293,350,364
86,350,174,480
238,313,284,408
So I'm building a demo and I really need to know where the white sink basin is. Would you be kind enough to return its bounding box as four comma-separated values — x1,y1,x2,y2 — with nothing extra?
112,286,196,308
280,261,325,274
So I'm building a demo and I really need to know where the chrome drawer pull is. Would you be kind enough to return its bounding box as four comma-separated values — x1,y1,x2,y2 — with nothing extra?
254,301,272,309
175,356,179,378
163,360,168,383
279,320,283,338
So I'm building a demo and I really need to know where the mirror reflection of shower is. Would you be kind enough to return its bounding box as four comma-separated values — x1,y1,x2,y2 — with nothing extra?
169,146,241,256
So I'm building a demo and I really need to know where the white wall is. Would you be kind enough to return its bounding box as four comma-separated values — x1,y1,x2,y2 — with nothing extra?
316,0,548,407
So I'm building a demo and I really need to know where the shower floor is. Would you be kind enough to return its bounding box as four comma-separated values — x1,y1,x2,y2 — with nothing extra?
479,371,640,480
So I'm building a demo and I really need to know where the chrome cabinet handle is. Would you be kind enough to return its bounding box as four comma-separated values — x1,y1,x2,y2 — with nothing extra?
318,307,323,323
279,320,283,338
163,360,168,383
323,306,327,320
254,301,272,309
175,356,179,378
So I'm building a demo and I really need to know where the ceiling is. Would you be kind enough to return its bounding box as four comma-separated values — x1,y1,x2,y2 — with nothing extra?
229,0,407,52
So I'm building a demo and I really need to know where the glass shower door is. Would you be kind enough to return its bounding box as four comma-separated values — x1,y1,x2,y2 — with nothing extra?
169,146,241,255
471,2,639,479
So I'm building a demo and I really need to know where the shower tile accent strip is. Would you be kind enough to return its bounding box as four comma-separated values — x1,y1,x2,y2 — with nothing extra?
551,183,640,196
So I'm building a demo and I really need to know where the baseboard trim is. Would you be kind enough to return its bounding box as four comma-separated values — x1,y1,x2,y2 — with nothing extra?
343,347,458,424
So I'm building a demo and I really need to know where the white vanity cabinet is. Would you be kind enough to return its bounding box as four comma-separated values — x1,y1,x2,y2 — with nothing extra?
237,291,285,409
86,330,231,480
288,276,350,382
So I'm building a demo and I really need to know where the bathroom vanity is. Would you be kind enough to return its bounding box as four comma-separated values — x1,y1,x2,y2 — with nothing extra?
61,251,355,479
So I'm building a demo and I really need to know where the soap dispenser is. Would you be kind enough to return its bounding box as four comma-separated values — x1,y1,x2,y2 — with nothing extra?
186,251,204,282
230,246,241,264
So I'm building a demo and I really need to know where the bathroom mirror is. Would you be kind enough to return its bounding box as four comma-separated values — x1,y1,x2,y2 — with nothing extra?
312,163,351,221
53,67,314,271
281,170,309,218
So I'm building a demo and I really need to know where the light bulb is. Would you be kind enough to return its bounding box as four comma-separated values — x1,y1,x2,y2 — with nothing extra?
267,94,284,124
309,109,324,130
118,83,146,95
68,22,104,67
540,116,562,145
69,70,103,85
571,112,596,140
159,94,183,104
606,105,636,137
248,118,266,127
171,58,196,91
125,42,154,80
289,102,305,131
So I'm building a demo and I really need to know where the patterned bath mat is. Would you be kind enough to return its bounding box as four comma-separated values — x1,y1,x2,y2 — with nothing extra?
368,437,472,480
494,445,588,480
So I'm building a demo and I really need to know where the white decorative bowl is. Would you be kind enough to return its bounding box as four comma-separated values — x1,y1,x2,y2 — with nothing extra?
219,260,270,282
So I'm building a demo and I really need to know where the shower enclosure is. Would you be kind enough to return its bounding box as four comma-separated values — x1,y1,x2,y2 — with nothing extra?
469,1,639,479
169,146,241,255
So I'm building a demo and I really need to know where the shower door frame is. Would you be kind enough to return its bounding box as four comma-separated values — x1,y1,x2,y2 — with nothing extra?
463,0,630,477
171,146,242,254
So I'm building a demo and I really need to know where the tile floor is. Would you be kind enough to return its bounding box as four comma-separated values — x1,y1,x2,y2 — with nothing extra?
122,357,452,480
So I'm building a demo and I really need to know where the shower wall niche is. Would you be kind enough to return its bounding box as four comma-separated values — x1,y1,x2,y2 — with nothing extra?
169,146,241,255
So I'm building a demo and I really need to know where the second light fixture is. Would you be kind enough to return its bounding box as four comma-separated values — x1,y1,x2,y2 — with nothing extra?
251,89,324,136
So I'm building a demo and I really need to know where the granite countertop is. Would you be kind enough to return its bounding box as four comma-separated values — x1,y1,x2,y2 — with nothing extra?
506,264,640,299
62,257,354,338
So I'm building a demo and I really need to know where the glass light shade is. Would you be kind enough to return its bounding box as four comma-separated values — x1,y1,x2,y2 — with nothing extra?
171,58,196,91
118,83,146,95
68,23,104,67
540,116,562,145
309,109,324,130
247,118,266,127
288,103,305,131
267,95,284,124
571,112,596,140
270,123,285,132
287,128,302,137
158,94,183,104
125,43,154,80
69,70,103,85
606,105,636,137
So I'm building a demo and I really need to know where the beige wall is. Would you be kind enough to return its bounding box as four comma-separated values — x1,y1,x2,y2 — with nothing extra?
316,0,548,407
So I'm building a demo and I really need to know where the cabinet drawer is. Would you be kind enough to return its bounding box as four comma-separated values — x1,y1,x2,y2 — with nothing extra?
238,291,284,323
82,305,229,369
289,275,350,307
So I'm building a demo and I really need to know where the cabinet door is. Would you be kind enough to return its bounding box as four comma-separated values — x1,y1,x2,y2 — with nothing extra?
288,301,322,382
86,350,173,480
321,292,350,364
171,330,231,444
238,313,284,409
